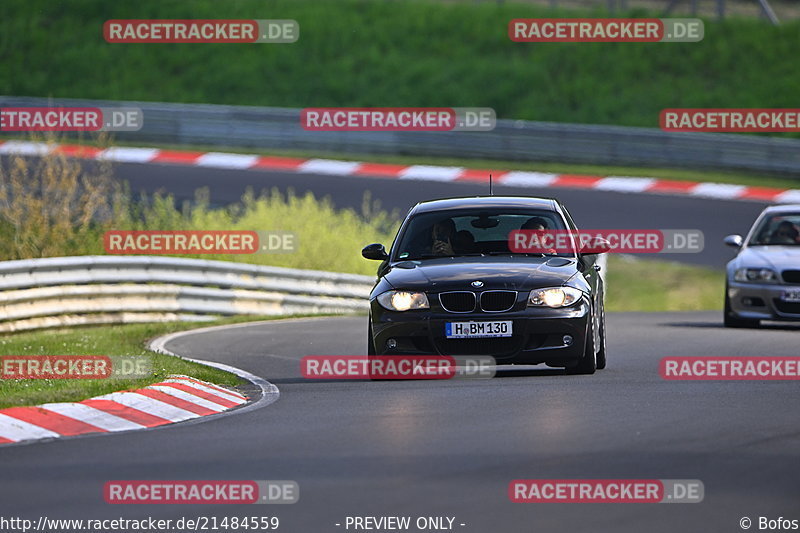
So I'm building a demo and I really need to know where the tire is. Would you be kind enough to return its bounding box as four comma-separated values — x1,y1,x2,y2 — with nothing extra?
567,308,597,375
723,285,760,328
596,293,607,370
367,324,376,356
367,321,384,380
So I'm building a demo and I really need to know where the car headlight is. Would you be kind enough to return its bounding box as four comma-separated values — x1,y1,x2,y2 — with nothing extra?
734,268,777,283
377,290,430,311
528,287,584,308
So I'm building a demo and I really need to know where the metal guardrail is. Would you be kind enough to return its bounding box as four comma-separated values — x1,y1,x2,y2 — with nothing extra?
2,96,800,176
0,256,374,332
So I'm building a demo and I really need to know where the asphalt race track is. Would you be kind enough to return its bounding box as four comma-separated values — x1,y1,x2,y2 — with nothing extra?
1,313,799,533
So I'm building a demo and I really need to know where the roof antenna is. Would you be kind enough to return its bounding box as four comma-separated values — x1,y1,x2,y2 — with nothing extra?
489,173,493,196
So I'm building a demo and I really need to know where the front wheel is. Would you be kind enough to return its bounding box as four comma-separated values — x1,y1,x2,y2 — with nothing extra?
596,295,607,370
367,320,376,355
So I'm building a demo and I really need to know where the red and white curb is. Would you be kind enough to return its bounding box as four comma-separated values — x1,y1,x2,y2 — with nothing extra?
0,375,247,446
1,139,798,204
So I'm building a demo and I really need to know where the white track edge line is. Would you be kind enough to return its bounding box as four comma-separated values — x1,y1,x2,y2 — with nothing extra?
149,325,280,420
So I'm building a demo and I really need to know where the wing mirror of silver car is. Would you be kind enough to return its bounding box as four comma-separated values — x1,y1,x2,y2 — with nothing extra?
723,234,743,248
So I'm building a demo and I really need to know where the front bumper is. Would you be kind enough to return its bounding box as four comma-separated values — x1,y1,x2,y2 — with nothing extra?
727,279,800,321
369,298,591,366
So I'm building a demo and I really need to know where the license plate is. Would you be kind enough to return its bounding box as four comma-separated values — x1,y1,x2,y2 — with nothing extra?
781,288,800,302
445,321,512,339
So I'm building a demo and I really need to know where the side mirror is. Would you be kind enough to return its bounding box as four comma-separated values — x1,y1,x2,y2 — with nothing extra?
723,234,743,248
362,243,389,261
581,237,611,255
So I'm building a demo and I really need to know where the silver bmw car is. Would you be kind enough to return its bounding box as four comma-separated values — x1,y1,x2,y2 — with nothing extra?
724,205,800,328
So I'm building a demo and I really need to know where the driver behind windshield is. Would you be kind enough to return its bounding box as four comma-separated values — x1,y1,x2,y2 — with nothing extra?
430,218,457,256
519,216,559,254
521,216,549,230
769,220,800,245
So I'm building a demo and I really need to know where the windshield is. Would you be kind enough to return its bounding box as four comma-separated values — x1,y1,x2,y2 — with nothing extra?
392,209,569,260
748,213,800,246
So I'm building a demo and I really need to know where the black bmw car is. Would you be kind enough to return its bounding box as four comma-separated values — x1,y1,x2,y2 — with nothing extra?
362,196,607,375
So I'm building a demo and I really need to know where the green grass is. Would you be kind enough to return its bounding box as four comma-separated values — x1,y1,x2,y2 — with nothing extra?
1,0,799,135
0,315,318,408
605,255,724,312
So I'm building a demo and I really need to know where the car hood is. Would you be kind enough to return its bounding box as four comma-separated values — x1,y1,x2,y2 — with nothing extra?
382,256,579,291
736,246,800,271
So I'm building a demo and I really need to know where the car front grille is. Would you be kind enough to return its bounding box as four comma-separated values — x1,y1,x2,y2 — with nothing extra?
439,290,518,313
439,291,476,313
782,270,800,284
479,291,517,312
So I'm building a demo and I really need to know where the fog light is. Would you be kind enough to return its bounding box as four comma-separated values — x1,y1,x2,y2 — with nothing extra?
387,338,397,350
563,335,573,346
